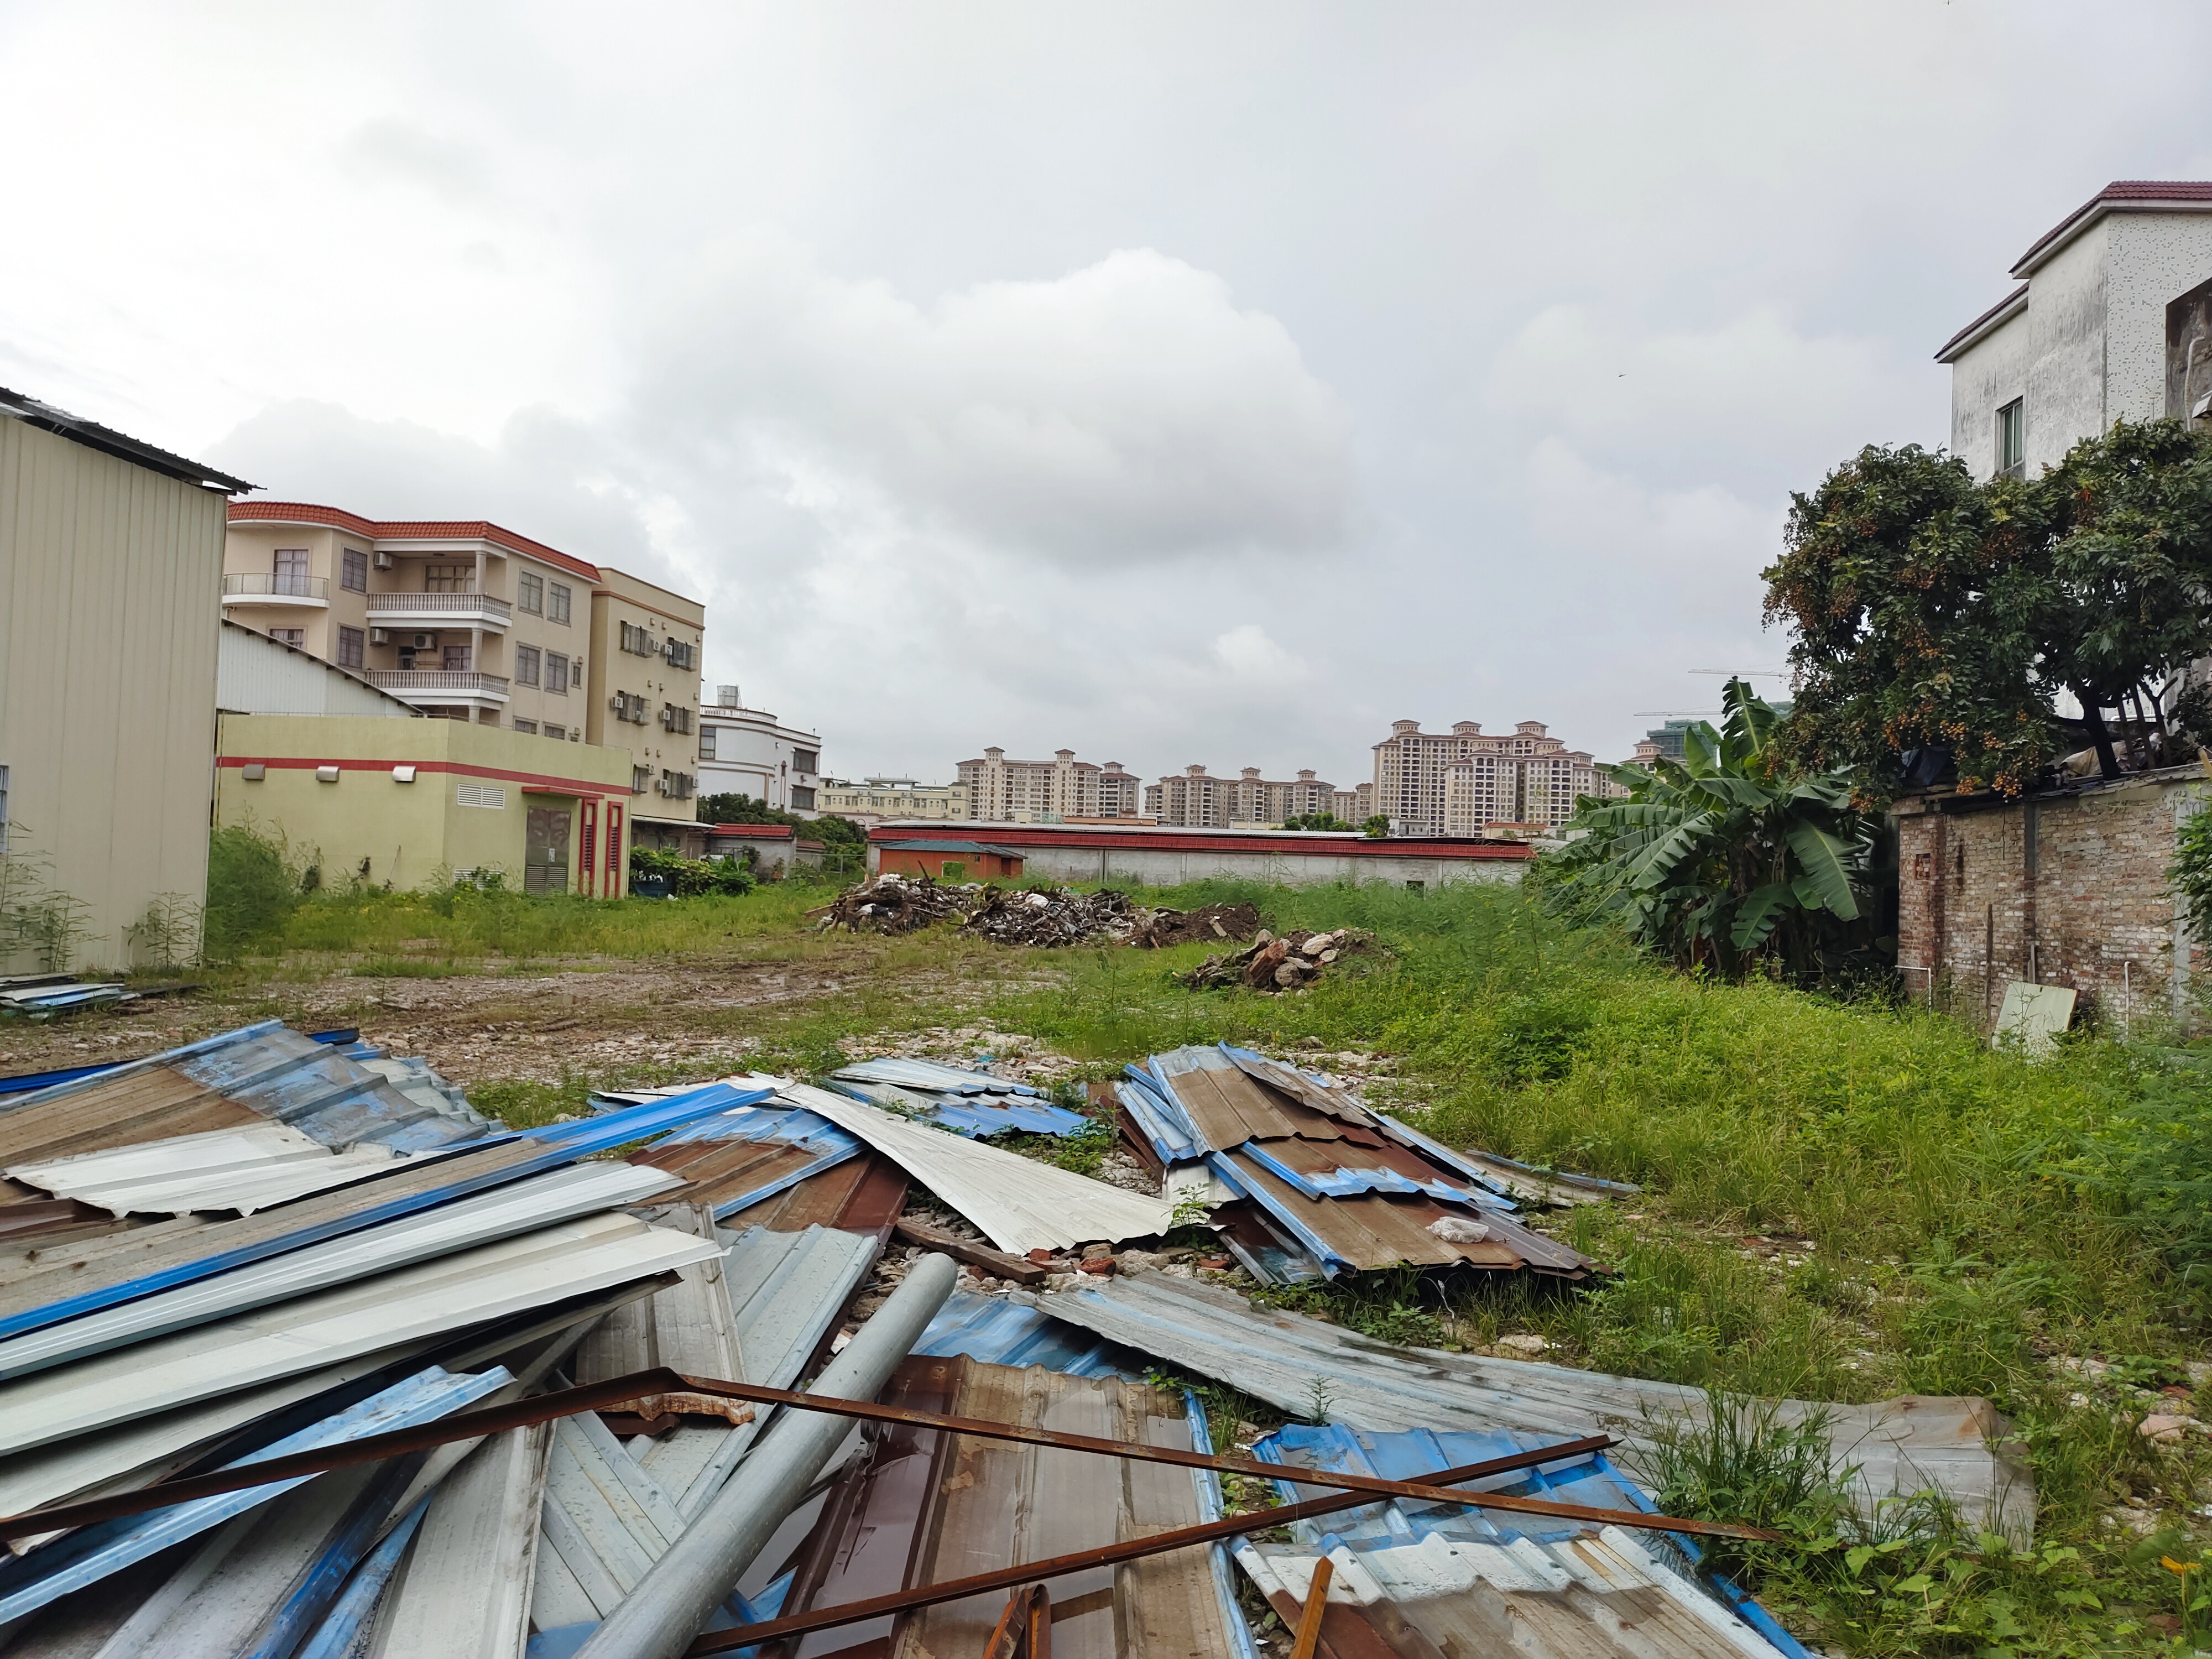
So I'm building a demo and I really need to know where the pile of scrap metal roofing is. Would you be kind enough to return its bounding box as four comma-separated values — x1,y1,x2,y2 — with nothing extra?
824,1056,1091,1138
1115,1044,1611,1281
0,976,136,1018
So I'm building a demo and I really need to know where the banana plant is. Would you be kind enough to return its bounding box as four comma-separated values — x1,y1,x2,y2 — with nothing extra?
1545,680,1879,980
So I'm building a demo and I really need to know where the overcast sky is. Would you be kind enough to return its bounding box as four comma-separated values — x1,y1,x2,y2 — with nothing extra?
7,2,2211,786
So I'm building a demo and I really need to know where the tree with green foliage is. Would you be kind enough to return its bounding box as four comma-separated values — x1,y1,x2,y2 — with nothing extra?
1765,418,2212,797
1282,811,1354,831
1360,815,1390,838
1544,680,1877,981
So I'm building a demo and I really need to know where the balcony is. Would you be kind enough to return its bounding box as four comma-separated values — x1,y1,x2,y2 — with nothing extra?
222,573,329,607
366,591,512,629
366,670,512,707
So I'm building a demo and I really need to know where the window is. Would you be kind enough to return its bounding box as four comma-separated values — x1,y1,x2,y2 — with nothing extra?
272,627,305,648
544,724,565,740
662,637,696,670
518,572,544,614
547,582,571,624
660,704,693,735
336,625,364,669
546,653,570,695
791,785,816,811
632,765,652,795
794,748,818,774
700,727,718,760
272,549,311,598
514,718,538,734
341,547,368,592
514,644,541,687
425,563,474,593
443,643,472,671
1996,398,2025,479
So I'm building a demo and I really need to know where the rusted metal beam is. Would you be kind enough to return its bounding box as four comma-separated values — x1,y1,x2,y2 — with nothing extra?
681,1434,1620,1655
1,1361,1773,1546
1289,1556,1333,1659
979,1583,1051,1659
893,1218,1049,1286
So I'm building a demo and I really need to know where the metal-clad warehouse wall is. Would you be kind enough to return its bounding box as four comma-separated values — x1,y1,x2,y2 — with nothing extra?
0,413,228,970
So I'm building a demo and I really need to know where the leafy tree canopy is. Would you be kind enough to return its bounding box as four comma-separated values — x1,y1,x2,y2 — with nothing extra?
1544,680,1881,982
697,793,865,848
1764,418,2212,797
1283,812,1355,831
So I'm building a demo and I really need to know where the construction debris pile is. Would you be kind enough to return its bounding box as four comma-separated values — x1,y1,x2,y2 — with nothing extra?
960,884,1139,946
0,1023,2032,1658
808,873,972,935
1129,900,1264,949
1179,926,1375,992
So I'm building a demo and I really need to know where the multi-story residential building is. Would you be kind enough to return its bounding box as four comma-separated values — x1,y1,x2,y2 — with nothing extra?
819,777,969,825
222,502,705,837
1373,719,1613,835
1096,761,1144,818
697,689,824,813
956,748,1107,822
1145,765,1339,828
2,386,251,969
1939,180,2212,481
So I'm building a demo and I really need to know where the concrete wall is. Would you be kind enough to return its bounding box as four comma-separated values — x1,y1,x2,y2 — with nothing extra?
1895,768,2203,1030
0,415,226,971
217,715,637,895
870,838,1525,889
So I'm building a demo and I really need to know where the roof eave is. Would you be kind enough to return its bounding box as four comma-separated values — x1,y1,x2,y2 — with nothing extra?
1934,286,2030,364
2011,196,2212,278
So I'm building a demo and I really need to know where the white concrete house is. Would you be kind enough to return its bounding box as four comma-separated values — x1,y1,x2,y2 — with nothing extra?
695,687,824,814
1939,181,2212,480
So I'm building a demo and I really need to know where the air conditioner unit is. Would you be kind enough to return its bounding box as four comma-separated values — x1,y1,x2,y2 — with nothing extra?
373,550,394,570
369,628,390,646
609,695,622,711
411,633,436,649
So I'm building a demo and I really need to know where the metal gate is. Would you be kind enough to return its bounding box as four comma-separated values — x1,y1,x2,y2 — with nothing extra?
525,806,571,894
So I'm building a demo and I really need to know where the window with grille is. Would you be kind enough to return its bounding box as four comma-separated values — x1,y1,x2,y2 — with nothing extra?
515,645,540,687
341,549,368,592
518,572,544,614
548,583,571,624
514,718,538,734
546,654,570,695
336,626,364,669
544,724,565,740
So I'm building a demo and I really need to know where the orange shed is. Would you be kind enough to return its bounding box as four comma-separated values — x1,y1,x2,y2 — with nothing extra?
874,839,1026,881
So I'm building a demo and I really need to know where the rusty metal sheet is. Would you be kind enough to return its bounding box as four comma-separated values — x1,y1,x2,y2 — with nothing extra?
766,1355,1243,1659
1147,1055,1339,1152
0,1067,255,1166
1221,1152,1592,1277
716,1155,908,1240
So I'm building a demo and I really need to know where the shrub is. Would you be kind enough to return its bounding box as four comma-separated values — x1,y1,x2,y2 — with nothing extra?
629,845,755,898
205,823,306,958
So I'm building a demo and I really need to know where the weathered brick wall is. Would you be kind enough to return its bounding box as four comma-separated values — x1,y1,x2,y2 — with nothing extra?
1894,767,2205,1031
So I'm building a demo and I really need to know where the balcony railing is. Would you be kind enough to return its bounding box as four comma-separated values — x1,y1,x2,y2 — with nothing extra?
366,670,512,702
222,573,328,602
366,591,513,624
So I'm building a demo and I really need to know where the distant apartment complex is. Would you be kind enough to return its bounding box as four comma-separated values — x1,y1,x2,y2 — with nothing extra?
697,689,824,813
222,504,705,827
956,749,1144,823
820,777,969,825
1144,765,1340,828
1374,719,1616,836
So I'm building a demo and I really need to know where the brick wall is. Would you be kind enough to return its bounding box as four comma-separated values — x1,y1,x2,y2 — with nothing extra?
1894,767,2205,1031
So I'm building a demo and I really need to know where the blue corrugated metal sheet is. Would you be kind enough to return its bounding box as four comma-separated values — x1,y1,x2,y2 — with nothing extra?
832,1057,1047,1098
912,1288,1146,1377
827,1059,1088,1139
174,1025,493,1153
0,1364,510,1625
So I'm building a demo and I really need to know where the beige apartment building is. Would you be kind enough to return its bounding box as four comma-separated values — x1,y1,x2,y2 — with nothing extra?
223,503,703,829
957,748,1091,822
819,777,969,825
1374,718,1618,836
2,387,251,970
1144,765,1339,828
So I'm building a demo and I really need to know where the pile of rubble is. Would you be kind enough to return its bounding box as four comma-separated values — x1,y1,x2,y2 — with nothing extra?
1129,901,1263,949
808,873,972,934
961,884,1139,946
1179,925,1374,992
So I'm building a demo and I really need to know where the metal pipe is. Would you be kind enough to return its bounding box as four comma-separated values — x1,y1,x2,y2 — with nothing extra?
573,1251,958,1659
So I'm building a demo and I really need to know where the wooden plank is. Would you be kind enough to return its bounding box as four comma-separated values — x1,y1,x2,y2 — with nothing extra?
893,1218,1048,1286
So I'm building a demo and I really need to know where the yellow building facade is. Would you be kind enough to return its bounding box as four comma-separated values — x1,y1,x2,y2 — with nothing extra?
217,715,638,896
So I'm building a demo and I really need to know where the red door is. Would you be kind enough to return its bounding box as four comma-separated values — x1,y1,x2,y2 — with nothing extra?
581,800,598,892
605,803,624,896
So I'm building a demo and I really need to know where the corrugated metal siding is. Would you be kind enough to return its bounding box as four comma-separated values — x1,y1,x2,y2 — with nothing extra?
217,622,413,717
0,414,226,972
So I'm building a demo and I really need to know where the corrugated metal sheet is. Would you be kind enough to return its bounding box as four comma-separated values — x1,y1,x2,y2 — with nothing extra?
0,1212,719,1456
831,1057,1049,1098
0,1161,681,1381
1026,1273,2037,1542
627,1100,863,1219
912,1287,1144,1378
219,617,415,717
715,1150,907,1238
785,1084,1177,1254
0,1364,509,1626
296,1496,429,1659
0,1083,761,1344
766,1354,1250,1659
372,1421,552,1659
7,1121,407,1217
827,1077,1091,1139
